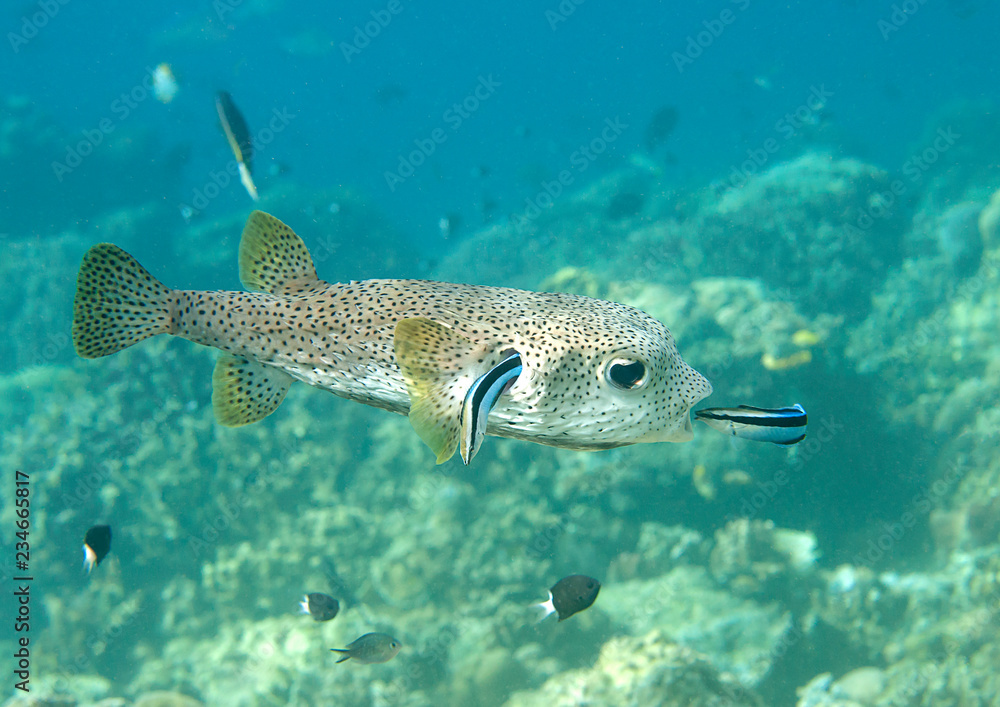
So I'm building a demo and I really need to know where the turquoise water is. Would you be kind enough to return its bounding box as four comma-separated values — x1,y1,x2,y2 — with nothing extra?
3,1,1000,705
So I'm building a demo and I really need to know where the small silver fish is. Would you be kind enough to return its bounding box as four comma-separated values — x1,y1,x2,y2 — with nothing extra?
459,352,522,465
695,404,807,445
331,633,401,664
71,211,712,464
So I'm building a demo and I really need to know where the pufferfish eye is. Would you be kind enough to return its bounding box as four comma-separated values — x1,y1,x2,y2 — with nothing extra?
603,357,648,390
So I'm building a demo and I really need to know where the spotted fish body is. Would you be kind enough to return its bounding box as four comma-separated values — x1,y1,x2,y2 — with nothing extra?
72,211,712,463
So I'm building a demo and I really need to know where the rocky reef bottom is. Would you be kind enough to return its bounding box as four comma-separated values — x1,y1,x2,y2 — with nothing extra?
4,133,1000,705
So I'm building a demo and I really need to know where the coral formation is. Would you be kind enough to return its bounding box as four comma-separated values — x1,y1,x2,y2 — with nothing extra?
505,629,765,707
6,119,1000,706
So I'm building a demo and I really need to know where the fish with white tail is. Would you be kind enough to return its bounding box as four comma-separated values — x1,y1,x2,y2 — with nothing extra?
72,211,712,464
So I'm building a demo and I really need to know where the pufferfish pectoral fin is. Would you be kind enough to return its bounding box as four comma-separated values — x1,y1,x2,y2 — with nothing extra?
393,317,498,464
212,354,295,426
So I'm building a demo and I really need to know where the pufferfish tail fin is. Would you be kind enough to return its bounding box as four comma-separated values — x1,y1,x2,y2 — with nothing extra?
72,244,175,359
239,210,331,296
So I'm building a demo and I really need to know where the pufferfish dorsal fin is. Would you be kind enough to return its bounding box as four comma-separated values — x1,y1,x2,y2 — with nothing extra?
394,317,498,464
239,211,330,296
212,354,295,426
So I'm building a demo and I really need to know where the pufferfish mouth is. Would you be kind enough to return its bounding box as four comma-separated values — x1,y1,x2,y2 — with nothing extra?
631,366,712,444
633,411,695,444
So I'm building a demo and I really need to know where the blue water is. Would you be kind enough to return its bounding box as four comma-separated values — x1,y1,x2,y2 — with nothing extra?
7,0,998,250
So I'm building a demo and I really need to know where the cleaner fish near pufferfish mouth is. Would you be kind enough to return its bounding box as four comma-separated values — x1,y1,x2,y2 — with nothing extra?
71,211,712,464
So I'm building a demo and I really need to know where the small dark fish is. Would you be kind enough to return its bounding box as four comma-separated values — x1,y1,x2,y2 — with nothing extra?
83,524,112,573
300,592,339,622
535,574,600,622
215,90,258,201
459,352,522,465
644,106,678,152
331,633,402,664
695,404,807,446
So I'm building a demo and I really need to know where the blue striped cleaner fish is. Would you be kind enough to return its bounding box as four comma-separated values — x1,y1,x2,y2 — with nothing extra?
71,211,713,464
694,404,807,446
460,352,523,465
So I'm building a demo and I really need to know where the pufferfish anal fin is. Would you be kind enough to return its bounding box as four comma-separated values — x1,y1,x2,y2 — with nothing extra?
212,353,295,426
239,211,331,296
394,317,497,464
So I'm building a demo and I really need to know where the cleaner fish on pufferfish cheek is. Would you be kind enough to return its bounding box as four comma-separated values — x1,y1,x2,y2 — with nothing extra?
71,211,713,464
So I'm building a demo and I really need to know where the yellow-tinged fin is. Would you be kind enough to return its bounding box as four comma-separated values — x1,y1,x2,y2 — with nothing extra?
72,244,174,359
212,354,294,426
239,211,327,295
394,317,494,464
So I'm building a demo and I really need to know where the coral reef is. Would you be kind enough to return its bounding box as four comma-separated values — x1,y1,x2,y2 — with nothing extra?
504,629,765,707
7,123,1000,706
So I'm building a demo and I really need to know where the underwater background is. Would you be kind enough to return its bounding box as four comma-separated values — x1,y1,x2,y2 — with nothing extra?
2,0,1000,705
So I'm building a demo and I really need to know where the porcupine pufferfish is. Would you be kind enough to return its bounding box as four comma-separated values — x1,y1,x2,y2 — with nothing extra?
71,211,712,464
